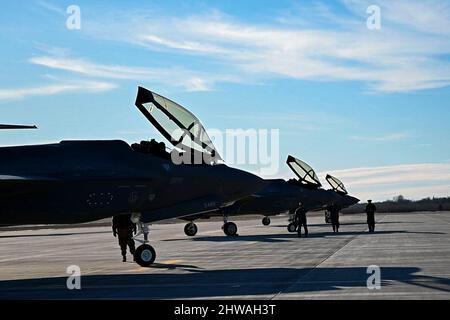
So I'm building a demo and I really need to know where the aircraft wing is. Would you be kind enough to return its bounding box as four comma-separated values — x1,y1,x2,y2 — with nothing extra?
140,195,225,223
0,124,37,129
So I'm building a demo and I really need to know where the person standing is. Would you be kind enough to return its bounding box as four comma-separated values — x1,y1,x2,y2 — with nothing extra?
365,200,377,232
112,214,137,262
330,205,340,233
295,207,309,238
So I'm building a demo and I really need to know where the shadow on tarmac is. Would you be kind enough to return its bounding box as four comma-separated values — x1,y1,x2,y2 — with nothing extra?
0,231,111,239
0,266,449,299
165,230,445,243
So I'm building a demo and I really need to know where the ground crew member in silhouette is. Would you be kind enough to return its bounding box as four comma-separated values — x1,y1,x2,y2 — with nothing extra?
330,205,340,233
295,206,309,238
112,214,137,262
365,200,377,232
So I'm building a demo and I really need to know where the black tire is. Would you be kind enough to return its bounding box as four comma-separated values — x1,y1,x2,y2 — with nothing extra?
287,223,297,233
134,244,156,267
184,222,198,236
262,217,271,226
325,212,331,224
223,222,238,236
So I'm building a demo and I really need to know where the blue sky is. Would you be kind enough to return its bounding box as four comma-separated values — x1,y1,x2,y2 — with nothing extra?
0,0,449,201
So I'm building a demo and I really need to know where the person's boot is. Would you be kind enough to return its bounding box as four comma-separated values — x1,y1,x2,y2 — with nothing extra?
122,255,126,262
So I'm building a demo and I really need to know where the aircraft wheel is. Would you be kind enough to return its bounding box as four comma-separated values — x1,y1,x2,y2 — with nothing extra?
184,222,198,236
134,244,156,267
262,217,271,226
223,222,238,236
287,223,297,233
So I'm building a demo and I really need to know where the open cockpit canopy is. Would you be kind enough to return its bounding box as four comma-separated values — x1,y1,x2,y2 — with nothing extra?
286,155,322,188
326,174,348,195
135,87,222,164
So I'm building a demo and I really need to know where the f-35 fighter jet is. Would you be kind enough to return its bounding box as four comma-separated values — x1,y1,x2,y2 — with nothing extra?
0,87,266,266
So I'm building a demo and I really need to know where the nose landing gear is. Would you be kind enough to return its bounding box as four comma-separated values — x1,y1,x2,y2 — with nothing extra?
132,214,156,267
287,222,297,233
287,210,298,232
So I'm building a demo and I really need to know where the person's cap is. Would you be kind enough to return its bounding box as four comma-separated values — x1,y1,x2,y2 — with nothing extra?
368,199,372,202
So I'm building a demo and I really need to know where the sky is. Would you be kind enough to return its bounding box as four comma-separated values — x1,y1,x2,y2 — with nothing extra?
0,0,449,201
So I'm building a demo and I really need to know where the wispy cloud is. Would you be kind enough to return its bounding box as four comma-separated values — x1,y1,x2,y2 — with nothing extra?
343,0,450,36
36,0,65,16
319,162,450,200
0,81,117,101
80,1,450,93
351,132,411,142
30,55,237,92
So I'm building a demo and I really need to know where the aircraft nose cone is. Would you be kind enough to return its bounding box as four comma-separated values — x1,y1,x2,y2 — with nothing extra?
346,195,360,206
238,169,267,196
222,166,266,200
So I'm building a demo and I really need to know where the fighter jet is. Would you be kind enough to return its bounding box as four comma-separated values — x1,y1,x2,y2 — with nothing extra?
131,88,342,237
0,87,266,266
179,155,344,236
323,174,359,223
133,90,359,236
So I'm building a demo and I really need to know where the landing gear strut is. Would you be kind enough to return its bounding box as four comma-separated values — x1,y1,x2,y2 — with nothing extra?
262,216,271,226
184,222,198,236
132,214,156,267
287,210,297,233
222,214,238,236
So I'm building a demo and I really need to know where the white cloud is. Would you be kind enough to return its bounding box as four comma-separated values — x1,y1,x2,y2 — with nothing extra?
0,81,117,101
320,162,450,201
349,184,450,202
82,2,450,93
351,133,411,142
36,0,65,16
30,56,236,92
343,0,450,36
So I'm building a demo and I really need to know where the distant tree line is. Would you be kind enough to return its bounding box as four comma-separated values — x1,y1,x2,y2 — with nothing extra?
341,196,450,214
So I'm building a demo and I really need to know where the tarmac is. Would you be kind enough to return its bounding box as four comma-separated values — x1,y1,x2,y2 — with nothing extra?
0,211,449,299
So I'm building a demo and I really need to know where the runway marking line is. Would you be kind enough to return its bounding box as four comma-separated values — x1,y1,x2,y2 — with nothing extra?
161,259,185,264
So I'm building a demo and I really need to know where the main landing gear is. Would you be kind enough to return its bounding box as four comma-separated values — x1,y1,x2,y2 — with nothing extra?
221,214,238,236
132,214,156,267
262,216,271,226
184,222,198,236
287,210,298,233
